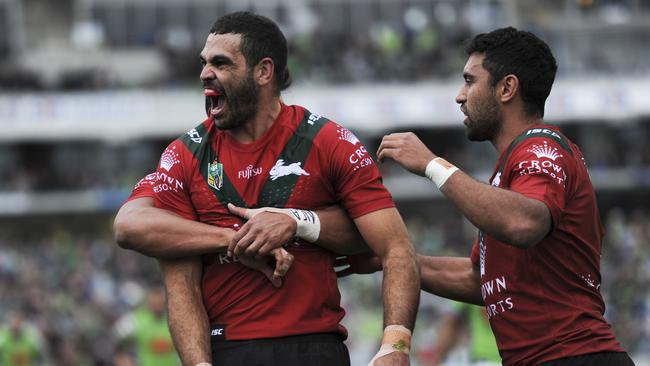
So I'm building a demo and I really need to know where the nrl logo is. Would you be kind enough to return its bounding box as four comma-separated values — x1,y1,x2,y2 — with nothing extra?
527,141,563,161
269,159,309,181
207,159,224,190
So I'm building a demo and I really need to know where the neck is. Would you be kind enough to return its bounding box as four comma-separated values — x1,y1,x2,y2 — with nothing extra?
228,96,282,144
491,113,544,155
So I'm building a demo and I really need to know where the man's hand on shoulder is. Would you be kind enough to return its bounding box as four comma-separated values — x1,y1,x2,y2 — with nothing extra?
377,132,435,176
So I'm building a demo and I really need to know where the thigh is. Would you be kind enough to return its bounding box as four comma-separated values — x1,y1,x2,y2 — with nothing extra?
540,352,635,366
274,339,351,366
211,334,350,366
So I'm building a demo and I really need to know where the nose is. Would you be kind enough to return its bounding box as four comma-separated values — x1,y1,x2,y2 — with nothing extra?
200,65,215,83
455,87,466,105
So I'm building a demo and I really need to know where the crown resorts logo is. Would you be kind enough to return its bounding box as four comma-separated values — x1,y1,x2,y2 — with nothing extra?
337,127,360,146
160,146,181,171
527,141,563,161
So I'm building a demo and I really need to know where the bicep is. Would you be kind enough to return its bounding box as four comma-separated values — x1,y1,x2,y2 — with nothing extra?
353,207,411,256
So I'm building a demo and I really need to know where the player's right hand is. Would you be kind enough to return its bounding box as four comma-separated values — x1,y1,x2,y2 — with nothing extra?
377,132,436,176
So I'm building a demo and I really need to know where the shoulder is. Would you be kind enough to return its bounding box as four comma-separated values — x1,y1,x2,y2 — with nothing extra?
159,118,213,164
513,126,573,154
175,118,214,154
282,105,340,145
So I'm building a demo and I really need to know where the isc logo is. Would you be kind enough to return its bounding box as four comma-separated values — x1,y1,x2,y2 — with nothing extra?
211,328,224,336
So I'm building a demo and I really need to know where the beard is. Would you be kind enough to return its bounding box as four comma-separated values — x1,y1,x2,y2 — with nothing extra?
465,92,502,142
213,71,260,130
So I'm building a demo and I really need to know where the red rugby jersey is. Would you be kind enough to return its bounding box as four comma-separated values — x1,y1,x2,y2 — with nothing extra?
127,172,157,201
470,125,623,365
152,103,394,340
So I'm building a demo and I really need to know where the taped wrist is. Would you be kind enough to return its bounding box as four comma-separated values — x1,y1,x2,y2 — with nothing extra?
193,363,212,366
263,208,321,243
367,325,412,366
425,157,459,189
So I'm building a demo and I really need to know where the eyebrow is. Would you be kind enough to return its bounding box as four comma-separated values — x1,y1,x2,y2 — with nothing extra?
199,54,234,66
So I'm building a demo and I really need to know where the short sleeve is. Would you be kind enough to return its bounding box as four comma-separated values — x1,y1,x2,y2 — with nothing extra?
506,138,572,229
152,140,198,221
127,172,157,201
470,240,480,266
321,123,395,218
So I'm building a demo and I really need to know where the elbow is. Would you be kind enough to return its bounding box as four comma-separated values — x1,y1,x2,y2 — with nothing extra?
503,218,548,249
113,216,135,250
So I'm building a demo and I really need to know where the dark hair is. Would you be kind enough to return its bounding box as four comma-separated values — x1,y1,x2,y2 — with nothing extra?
210,11,291,92
465,27,557,118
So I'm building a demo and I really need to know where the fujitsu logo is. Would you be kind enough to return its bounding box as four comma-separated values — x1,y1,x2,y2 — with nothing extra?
238,165,263,179
527,141,563,161
160,146,181,171
337,127,360,146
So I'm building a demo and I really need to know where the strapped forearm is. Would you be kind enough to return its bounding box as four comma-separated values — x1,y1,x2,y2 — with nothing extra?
159,257,212,365
418,255,483,305
114,198,234,258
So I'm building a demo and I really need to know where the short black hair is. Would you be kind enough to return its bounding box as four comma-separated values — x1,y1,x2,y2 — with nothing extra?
465,27,557,118
210,11,291,92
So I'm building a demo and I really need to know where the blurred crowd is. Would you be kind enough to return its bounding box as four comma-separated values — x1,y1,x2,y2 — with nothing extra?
2,0,650,90
1,208,649,365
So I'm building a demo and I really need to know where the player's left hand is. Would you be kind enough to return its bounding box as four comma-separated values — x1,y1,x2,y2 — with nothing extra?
377,132,436,176
335,253,382,277
371,351,409,366
227,204,297,258
238,247,294,288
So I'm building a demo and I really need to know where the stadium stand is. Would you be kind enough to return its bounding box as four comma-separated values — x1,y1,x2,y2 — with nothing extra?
1,1,650,365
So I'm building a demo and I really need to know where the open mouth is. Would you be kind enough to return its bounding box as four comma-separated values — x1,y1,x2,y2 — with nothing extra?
205,88,226,117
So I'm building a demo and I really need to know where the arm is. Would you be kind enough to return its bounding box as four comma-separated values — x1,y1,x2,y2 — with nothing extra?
334,252,483,305
440,172,550,248
355,207,420,366
378,132,550,248
114,197,235,258
418,255,483,305
159,257,211,365
355,208,419,328
314,205,368,254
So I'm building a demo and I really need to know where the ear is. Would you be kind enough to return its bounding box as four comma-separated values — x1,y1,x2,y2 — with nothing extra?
497,74,519,103
254,57,275,87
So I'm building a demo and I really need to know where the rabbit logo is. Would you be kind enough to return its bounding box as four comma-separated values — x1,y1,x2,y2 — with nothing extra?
269,159,310,181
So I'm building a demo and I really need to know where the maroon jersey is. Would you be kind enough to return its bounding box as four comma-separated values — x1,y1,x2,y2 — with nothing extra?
152,104,394,340
470,125,623,365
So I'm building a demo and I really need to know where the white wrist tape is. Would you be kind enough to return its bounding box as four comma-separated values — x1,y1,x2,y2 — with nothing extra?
194,363,212,366
257,207,321,243
425,157,459,189
367,325,412,366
